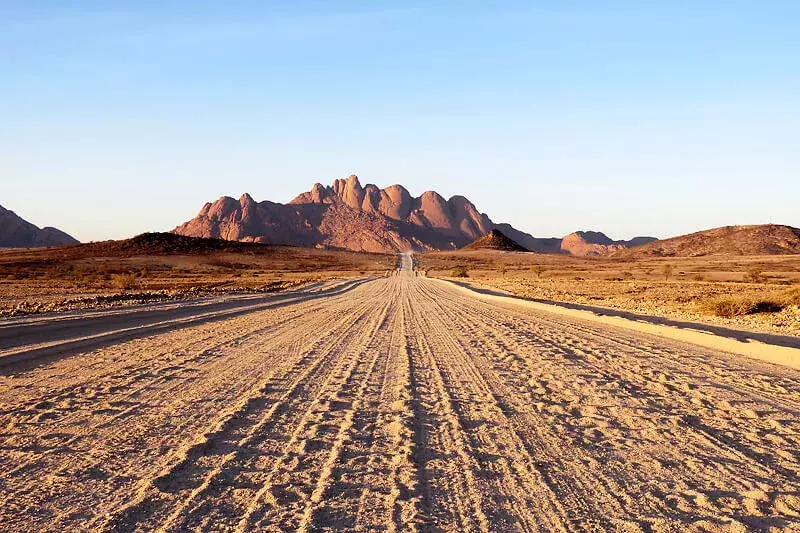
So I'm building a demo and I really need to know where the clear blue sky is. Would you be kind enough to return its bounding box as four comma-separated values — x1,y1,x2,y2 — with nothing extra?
2,1,798,242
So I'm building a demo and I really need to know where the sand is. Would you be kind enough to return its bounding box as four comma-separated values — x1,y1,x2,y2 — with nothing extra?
1,254,799,531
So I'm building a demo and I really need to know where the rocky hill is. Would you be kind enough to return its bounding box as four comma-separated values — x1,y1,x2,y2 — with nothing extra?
175,176,548,253
0,205,78,248
615,224,800,257
560,231,657,256
463,229,528,251
53,232,273,259
174,175,667,255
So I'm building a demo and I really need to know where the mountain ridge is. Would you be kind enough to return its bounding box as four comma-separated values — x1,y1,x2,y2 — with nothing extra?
175,175,550,253
177,175,770,257
0,205,79,248
560,231,657,256
614,224,800,257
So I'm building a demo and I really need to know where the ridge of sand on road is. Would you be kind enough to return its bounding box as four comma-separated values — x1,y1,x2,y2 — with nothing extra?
434,278,800,371
0,277,373,366
1,254,799,531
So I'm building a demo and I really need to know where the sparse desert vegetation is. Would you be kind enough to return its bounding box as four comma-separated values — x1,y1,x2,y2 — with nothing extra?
0,233,394,316
450,266,469,278
419,250,800,336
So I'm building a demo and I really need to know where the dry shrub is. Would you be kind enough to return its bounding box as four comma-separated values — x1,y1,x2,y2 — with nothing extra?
111,273,139,291
451,266,469,278
782,288,800,306
703,297,784,318
745,267,766,283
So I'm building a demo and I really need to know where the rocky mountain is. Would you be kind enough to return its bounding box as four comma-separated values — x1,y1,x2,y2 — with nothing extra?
560,231,657,257
0,205,78,248
463,229,528,252
614,224,800,257
175,176,548,253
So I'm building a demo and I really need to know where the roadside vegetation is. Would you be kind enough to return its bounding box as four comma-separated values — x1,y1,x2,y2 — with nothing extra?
417,250,800,336
451,266,469,278
704,288,800,318
0,234,395,317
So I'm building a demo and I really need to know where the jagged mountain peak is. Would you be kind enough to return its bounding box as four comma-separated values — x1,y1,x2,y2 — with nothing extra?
176,177,540,253
173,176,667,255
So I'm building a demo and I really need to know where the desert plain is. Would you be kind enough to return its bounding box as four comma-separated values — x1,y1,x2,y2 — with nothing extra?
0,243,799,532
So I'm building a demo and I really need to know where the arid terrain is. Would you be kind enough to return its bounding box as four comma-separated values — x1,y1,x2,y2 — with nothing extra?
419,251,800,338
1,254,799,532
0,233,394,317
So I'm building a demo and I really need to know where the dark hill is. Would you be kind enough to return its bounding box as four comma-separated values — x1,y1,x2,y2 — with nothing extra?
48,233,276,260
463,229,528,252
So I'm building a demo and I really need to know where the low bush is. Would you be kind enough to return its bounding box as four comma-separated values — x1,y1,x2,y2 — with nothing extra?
110,272,139,291
782,288,800,306
703,296,784,318
530,265,546,279
451,266,469,278
745,267,766,283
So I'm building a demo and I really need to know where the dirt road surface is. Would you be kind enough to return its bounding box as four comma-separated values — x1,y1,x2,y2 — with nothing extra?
1,253,799,532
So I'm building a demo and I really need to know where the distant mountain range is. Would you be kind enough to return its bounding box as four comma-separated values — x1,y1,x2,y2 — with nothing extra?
0,205,78,248
174,175,654,255
5,178,797,258
559,231,657,256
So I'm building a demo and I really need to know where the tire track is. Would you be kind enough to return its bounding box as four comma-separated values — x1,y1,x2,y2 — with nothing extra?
102,287,385,532
235,284,398,532
414,279,800,529
2,258,800,532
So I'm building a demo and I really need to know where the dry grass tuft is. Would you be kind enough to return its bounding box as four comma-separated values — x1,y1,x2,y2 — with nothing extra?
702,288,800,318
451,266,469,278
110,273,139,291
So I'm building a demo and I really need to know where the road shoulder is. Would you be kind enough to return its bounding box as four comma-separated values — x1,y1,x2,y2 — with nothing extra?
436,278,800,371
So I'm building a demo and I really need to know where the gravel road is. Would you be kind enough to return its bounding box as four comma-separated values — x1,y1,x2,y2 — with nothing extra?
1,254,799,532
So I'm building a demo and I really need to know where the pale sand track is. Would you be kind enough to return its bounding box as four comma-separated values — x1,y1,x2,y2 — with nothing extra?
1,255,799,532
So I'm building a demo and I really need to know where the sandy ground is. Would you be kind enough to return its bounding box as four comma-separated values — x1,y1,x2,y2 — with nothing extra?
1,255,799,531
